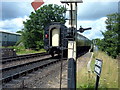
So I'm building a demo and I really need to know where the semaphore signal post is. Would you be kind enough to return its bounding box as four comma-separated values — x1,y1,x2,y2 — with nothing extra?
60,0,83,89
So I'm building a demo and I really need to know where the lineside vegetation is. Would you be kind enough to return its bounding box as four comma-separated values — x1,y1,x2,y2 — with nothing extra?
19,4,66,50
2,46,46,55
77,51,118,89
93,13,120,59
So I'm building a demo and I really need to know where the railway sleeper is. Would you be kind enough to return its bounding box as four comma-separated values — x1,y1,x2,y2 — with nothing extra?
33,67,39,71
1,57,61,73
2,59,60,84
2,57,20,64
27,69,34,73
13,74,19,79
2,53,48,64
21,71,28,77
2,76,13,84
2,59,39,72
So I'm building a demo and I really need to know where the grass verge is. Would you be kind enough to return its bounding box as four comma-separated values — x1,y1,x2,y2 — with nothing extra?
77,51,118,89
1,46,46,55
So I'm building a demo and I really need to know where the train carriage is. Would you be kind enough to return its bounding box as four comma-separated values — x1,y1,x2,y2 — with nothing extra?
44,22,68,57
44,22,92,57
76,33,92,55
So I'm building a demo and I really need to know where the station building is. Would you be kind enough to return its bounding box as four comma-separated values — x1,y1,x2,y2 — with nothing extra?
0,31,21,46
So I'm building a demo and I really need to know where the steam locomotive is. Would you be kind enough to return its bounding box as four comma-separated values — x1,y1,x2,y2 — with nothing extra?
44,22,92,57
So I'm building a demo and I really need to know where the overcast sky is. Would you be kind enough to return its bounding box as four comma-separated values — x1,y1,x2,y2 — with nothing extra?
0,0,119,39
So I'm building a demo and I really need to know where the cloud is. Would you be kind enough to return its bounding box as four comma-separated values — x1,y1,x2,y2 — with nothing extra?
0,16,29,32
1,2,33,20
45,0,61,5
77,17,107,40
1,0,119,2
2,0,118,21
1,1,64,20
77,2,118,20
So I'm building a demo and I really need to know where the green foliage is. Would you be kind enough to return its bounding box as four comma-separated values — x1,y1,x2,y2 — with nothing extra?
22,4,66,50
93,13,120,58
7,46,46,55
16,30,23,34
0,46,46,55
91,51,118,88
78,84,94,89
16,48,46,55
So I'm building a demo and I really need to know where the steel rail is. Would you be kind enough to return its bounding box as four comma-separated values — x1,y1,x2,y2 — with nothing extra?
1,57,61,84
1,52,48,64
0,56,52,72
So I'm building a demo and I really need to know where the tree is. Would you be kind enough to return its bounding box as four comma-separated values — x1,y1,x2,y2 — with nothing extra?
96,13,120,58
102,30,118,58
22,4,66,50
16,30,23,34
92,38,104,51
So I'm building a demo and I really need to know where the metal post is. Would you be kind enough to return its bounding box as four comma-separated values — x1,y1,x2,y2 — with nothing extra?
95,75,100,90
68,58,76,88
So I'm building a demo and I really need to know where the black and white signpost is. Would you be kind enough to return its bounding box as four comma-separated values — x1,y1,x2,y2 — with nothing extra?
94,59,103,90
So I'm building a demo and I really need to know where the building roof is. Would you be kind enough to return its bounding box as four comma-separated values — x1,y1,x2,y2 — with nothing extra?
0,30,21,36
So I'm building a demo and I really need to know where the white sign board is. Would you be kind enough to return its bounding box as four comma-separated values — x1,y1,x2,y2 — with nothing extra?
94,59,103,76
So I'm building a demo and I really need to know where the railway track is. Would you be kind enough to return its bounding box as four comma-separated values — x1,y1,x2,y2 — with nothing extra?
1,52,48,64
1,55,62,85
1,51,87,88
1,53,51,69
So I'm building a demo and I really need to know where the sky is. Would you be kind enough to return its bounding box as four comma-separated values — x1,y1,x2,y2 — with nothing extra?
0,0,119,40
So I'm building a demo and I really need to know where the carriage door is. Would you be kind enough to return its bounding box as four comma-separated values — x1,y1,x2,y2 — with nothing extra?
52,29,60,46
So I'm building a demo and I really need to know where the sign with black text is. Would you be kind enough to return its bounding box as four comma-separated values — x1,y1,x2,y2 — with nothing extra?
94,59,103,76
